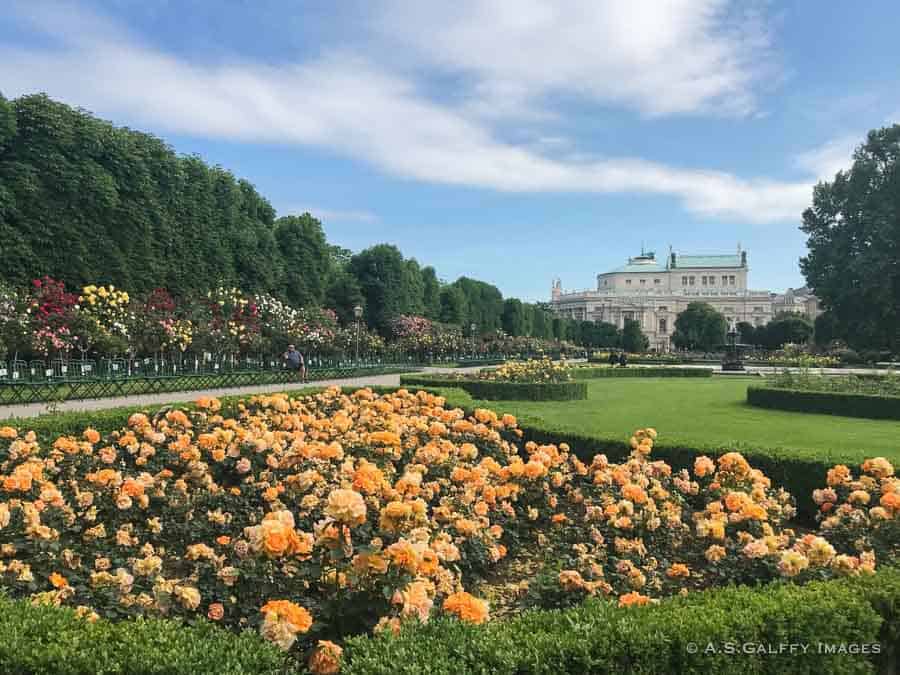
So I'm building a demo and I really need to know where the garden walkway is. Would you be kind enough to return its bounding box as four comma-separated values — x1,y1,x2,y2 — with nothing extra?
0,366,485,419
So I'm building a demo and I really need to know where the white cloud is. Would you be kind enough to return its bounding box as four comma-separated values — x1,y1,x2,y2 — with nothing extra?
794,134,858,182
375,0,776,118
282,206,379,224
0,1,820,224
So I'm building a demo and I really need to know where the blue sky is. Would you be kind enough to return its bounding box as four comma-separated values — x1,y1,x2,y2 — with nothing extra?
2,1,899,301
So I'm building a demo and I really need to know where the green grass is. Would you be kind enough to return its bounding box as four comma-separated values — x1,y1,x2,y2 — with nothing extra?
436,377,900,465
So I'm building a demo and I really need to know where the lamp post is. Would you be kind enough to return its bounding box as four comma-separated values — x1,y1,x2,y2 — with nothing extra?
470,323,477,358
353,305,363,365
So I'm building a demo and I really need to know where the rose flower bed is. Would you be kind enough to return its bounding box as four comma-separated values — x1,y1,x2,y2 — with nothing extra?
0,387,898,673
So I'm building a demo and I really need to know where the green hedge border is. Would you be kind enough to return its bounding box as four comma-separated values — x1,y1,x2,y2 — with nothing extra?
399,376,588,401
748,386,900,421
0,595,288,674
343,567,900,674
573,366,712,378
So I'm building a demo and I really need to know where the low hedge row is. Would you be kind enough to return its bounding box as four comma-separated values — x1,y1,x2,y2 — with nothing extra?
748,386,900,421
573,366,713,378
343,567,900,674
0,596,288,674
398,376,588,401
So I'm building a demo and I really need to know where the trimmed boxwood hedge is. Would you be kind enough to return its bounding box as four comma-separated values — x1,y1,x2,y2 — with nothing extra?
0,596,289,674
342,567,900,674
398,376,588,401
573,366,713,378
748,386,900,421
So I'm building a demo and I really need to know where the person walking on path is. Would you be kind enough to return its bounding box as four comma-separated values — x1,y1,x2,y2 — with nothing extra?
618,351,628,368
284,344,307,382
608,350,618,367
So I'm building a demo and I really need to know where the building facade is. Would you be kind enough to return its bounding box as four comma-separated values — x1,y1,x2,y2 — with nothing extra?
550,248,819,351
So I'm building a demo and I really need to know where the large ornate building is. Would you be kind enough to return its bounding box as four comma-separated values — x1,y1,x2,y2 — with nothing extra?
550,247,820,351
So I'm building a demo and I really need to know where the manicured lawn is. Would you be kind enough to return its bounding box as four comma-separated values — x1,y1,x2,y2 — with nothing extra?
439,377,900,465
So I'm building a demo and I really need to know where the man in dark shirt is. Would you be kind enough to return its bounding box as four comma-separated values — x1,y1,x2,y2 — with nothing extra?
284,344,306,381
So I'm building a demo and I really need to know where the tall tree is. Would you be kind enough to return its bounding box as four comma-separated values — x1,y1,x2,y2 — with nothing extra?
421,266,441,320
275,213,330,306
439,285,469,325
621,319,649,352
672,302,727,351
348,244,408,335
800,125,900,352
501,298,527,336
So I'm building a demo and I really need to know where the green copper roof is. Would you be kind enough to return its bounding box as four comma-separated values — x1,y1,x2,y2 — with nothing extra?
601,252,745,275
675,254,743,269
606,261,668,273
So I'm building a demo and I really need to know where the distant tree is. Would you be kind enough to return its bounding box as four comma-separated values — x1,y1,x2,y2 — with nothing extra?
552,317,566,341
439,285,469,325
759,313,814,349
621,318,649,352
324,270,365,325
421,266,441,320
452,277,504,332
672,302,727,351
530,305,552,339
593,321,621,348
800,125,900,352
736,321,758,346
348,244,408,335
275,213,330,306
502,298,527,336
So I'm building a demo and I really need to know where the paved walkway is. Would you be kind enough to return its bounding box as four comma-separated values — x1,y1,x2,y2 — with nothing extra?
0,366,483,420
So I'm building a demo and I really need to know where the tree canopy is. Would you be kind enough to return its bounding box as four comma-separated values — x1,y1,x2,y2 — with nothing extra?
800,125,900,352
672,302,727,351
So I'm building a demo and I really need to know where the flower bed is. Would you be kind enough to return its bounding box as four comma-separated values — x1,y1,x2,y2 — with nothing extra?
0,388,896,672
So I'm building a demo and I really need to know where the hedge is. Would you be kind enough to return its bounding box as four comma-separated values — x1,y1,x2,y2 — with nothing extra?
0,596,289,674
747,386,900,421
342,567,900,674
573,366,712,378
399,376,588,401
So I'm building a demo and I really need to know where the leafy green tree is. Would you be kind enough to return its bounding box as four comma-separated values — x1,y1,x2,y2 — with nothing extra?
814,311,840,347
452,277,503,332
530,305,552,339
758,313,814,349
275,213,330,307
324,270,365,325
621,318,649,352
439,285,468,325
672,302,727,351
348,244,408,335
800,125,900,352
736,321,758,346
421,266,441,320
502,298,527,336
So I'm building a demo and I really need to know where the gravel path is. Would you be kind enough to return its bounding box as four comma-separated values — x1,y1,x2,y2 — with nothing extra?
0,366,483,419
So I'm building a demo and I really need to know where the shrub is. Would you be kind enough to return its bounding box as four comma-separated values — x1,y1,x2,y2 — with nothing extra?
572,366,712,378
0,596,288,674
399,376,588,400
747,386,900,421
341,567,900,674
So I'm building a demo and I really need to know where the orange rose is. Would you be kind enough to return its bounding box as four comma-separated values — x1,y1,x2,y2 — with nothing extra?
443,591,489,624
308,640,343,675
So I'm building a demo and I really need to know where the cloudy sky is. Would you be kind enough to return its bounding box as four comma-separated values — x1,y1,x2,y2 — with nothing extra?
2,1,898,300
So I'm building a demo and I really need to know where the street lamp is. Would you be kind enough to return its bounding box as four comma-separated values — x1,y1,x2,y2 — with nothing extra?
353,305,363,365
470,322,477,357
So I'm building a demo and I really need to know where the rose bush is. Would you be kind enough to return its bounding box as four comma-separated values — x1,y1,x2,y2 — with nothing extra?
0,387,894,671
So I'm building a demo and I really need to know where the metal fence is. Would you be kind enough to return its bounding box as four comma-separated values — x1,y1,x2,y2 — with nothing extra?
0,351,581,406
